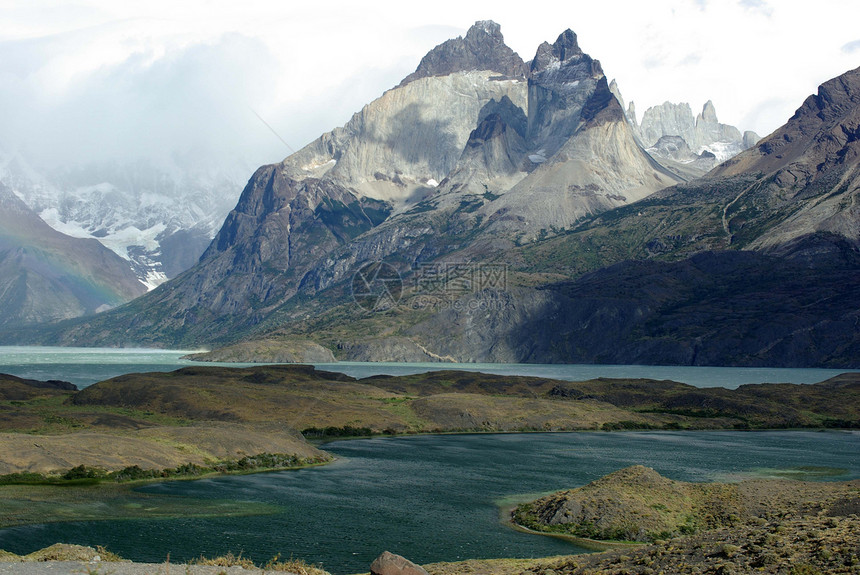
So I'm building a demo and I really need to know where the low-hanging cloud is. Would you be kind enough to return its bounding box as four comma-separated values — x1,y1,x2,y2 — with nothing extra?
842,39,860,54
738,0,773,17
1,32,289,168
4,1,860,176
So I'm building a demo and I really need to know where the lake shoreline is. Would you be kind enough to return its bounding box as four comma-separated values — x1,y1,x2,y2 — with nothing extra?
2,430,857,573
6,465,859,575
2,363,858,572
3,347,860,390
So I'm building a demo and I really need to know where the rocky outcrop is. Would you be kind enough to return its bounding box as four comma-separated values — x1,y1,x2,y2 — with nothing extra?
526,30,605,158
645,135,720,177
371,552,431,575
513,466,860,575
637,101,699,150
0,182,146,328
514,465,734,542
439,95,529,196
743,130,760,148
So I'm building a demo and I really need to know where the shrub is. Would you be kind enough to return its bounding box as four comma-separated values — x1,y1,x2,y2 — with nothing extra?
264,553,328,575
62,465,106,480
720,544,740,558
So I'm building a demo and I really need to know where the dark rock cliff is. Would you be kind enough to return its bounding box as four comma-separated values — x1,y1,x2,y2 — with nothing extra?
399,20,527,86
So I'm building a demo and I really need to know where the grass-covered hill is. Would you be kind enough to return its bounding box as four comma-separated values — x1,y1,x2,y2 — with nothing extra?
507,465,860,575
70,366,860,434
1,365,857,477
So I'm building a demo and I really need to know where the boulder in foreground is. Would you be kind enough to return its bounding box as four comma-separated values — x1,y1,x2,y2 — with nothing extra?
371,551,431,575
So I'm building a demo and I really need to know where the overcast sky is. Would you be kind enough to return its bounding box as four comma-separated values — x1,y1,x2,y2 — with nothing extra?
2,0,859,170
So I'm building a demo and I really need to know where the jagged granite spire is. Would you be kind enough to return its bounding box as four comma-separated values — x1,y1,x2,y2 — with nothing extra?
609,79,625,110
700,100,718,123
529,29,584,74
526,28,607,154
399,20,527,86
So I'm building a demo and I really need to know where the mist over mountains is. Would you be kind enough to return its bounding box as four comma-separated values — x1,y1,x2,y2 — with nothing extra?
0,148,252,288
0,181,145,327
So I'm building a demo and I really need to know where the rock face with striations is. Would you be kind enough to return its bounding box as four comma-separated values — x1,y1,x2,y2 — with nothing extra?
477,29,682,239
634,99,757,160
276,22,528,208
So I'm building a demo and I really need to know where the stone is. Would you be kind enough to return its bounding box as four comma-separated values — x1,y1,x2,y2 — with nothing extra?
370,551,430,575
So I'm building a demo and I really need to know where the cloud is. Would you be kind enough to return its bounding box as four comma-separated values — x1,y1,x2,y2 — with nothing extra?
3,0,860,175
1,33,285,167
738,0,773,16
740,97,797,139
678,52,703,66
842,39,860,54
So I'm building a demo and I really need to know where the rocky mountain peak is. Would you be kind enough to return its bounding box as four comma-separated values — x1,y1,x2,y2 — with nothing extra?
700,100,718,123
609,79,624,109
530,29,585,74
399,20,526,86
743,130,761,148
715,65,860,178
465,20,503,42
580,77,626,125
627,102,638,127
802,65,860,123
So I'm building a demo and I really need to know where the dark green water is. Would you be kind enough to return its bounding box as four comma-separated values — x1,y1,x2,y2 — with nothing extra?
0,431,857,573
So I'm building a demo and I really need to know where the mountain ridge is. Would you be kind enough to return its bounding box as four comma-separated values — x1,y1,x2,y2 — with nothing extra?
0,182,146,328
5,21,846,369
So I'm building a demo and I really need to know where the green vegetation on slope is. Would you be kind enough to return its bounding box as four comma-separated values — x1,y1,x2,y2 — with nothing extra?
505,465,860,575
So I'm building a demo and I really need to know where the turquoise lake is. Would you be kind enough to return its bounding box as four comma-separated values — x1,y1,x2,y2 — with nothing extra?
1,346,857,389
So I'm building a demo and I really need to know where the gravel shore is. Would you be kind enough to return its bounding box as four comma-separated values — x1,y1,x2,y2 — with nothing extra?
0,561,269,574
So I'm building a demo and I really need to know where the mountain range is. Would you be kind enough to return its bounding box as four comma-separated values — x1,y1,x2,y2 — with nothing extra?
0,147,252,288
0,181,146,327
3,21,858,368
